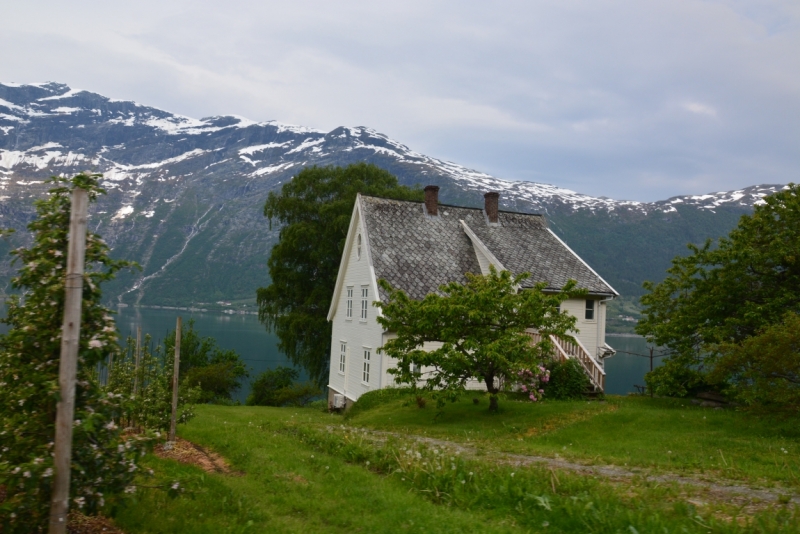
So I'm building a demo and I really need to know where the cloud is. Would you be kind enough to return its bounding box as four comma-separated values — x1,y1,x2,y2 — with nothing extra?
682,102,718,117
1,0,799,201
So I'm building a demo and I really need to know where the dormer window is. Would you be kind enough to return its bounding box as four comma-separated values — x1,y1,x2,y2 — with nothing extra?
357,234,362,259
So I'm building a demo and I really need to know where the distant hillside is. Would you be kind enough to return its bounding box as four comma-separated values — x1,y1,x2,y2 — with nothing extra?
0,82,784,308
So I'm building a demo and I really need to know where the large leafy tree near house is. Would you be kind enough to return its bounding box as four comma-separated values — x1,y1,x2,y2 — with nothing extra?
376,267,583,411
636,184,800,400
0,175,149,531
258,163,423,386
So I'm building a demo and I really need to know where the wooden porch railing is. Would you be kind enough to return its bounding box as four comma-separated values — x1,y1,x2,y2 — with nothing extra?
525,331,606,392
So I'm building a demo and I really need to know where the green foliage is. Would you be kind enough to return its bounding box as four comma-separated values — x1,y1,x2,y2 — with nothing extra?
164,319,249,403
637,184,800,397
0,174,150,532
712,312,800,410
376,266,584,410
542,358,590,400
105,335,201,430
247,365,321,407
257,163,424,386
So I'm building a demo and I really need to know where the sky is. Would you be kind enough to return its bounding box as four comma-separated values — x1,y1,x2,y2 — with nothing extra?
2,1,798,201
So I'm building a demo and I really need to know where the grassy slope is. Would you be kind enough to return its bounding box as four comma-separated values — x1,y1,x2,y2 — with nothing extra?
113,398,800,533
114,406,516,534
347,393,800,488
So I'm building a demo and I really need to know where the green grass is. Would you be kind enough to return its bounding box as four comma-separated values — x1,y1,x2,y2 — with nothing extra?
113,406,520,533
347,392,800,488
110,399,800,533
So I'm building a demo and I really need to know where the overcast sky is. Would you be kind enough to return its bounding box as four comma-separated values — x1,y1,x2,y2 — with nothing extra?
3,1,798,201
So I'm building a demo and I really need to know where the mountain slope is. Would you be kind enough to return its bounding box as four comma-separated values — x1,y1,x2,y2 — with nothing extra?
0,82,786,306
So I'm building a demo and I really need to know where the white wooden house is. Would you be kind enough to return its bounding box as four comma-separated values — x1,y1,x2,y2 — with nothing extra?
326,186,618,408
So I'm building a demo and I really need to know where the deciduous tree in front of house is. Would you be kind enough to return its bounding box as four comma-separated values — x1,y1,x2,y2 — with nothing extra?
376,267,582,411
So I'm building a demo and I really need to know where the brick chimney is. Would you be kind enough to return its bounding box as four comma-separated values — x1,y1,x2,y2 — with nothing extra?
424,185,440,216
484,192,499,223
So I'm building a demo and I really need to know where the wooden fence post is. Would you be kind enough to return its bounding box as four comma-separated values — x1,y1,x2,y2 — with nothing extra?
48,187,88,534
169,316,182,443
133,326,141,395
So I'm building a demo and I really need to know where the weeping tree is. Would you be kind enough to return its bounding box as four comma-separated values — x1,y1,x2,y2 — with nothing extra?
0,174,150,532
257,163,423,386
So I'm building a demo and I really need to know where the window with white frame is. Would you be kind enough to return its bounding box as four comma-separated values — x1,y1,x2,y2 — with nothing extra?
360,286,369,320
357,234,362,259
362,349,371,383
345,287,353,319
585,299,595,321
339,342,346,374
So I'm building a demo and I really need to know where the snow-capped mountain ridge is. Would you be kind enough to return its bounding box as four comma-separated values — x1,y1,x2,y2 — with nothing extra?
0,82,782,217
0,82,786,304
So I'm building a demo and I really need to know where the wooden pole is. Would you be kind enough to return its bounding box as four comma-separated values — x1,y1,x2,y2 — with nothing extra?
49,187,88,534
649,347,654,398
169,316,182,443
133,326,141,395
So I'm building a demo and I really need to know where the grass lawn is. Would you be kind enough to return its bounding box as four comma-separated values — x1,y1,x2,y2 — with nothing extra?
346,391,800,488
114,406,519,534
110,397,800,533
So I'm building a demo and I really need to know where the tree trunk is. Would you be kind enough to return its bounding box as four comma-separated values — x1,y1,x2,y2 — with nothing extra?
484,373,499,412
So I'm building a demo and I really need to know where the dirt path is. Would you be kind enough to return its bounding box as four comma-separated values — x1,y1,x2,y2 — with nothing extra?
350,427,799,509
155,437,237,475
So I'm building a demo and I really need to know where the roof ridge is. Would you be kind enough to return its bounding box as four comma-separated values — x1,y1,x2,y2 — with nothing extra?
360,194,545,218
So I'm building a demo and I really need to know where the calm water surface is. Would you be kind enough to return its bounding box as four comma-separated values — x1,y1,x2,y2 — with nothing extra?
604,335,664,395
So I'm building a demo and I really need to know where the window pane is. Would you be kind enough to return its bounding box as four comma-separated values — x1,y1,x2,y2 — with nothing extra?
585,299,595,320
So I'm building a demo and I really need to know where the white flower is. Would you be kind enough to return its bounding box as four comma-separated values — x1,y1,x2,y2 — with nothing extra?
510,472,515,477
88,339,103,349
43,468,53,477
171,482,180,490
74,496,85,508
124,486,136,494
23,471,31,478
105,421,118,430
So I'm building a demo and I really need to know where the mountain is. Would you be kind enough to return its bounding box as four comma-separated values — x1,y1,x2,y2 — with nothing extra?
0,82,787,311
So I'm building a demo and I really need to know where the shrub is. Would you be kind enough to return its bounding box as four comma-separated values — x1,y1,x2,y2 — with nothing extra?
541,358,590,400
165,319,248,402
246,366,298,406
273,382,322,407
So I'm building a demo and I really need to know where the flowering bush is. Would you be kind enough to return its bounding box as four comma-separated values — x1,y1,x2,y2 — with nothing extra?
0,174,152,532
516,366,550,402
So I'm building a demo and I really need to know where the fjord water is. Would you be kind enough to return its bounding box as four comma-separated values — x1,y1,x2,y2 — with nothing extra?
114,306,305,404
0,305,657,400
603,335,664,395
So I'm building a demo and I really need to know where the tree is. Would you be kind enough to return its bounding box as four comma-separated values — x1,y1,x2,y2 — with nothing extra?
376,267,583,411
246,366,322,407
711,312,800,410
257,163,423,386
637,184,800,396
0,175,149,532
164,319,248,403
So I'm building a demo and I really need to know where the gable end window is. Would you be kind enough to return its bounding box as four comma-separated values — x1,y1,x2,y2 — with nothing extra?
361,287,369,320
345,287,354,319
339,343,347,374
357,234,362,260
362,349,371,383
585,299,595,321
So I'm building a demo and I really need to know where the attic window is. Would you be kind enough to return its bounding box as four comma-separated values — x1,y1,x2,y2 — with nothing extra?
357,234,362,259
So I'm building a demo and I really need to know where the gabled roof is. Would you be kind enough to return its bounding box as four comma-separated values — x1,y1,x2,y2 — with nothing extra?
358,195,618,303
